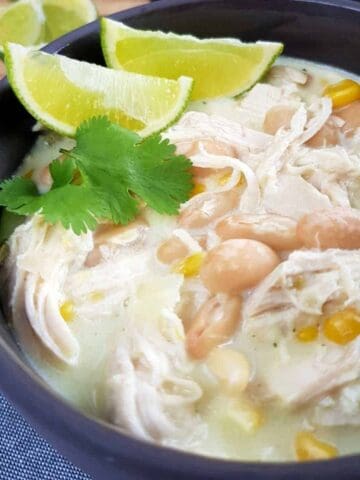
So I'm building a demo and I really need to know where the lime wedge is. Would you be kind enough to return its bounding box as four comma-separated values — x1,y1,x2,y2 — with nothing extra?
42,0,97,42
0,0,45,50
101,19,284,101
4,43,193,137
0,0,97,52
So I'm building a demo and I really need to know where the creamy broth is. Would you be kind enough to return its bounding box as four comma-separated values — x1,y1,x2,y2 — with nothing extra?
3,58,360,462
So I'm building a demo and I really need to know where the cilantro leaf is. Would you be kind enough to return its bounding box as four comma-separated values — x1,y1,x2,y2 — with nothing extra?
132,136,194,215
0,174,108,234
37,185,108,235
0,117,193,234
0,177,42,215
78,163,139,225
49,157,76,188
75,116,139,162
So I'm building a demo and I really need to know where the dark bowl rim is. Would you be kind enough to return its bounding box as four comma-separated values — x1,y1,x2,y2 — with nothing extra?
1,0,360,476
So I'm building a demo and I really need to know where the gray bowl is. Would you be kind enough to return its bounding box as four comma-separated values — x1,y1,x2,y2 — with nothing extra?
1,1,360,478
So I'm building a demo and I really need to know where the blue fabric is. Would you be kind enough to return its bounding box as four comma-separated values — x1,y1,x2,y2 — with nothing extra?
0,393,91,480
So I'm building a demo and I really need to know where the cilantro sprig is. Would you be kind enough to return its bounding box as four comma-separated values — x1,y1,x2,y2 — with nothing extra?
0,117,193,234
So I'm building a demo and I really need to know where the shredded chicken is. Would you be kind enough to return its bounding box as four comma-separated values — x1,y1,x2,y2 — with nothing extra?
165,111,272,156
235,83,301,130
258,339,360,407
313,381,360,426
107,274,205,444
108,329,204,443
243,249,360,337
5,216,92,365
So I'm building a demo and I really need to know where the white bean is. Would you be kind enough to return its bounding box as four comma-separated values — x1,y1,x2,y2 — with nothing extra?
216,213,301,251
179,189,240,229
186,295,242,359
157,236,189,264
306,122,339,148
263,105,297,135
297,207,360,249
177,139,236,179
200,239,280,294
336,100,360,137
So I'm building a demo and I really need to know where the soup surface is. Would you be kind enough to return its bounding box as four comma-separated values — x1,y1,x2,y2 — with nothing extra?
2,57,360,462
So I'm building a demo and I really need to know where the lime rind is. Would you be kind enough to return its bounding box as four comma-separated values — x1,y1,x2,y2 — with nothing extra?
142,75,193,136
100,17,114,69
101,18,284,101
4,43,64,135
101,18,279,58
235,43,284,99
4,42,193,138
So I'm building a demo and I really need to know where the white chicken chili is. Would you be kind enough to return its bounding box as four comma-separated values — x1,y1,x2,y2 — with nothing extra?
2,58,360,462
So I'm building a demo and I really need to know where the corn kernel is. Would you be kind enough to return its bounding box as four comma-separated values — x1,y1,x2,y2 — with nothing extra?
218,172,244,187
173,252,205,277
60,301,75,322
89,291,104,303
207,348,250,392
323,79,360,109
296,325,318,343
227,399,264,434
190,183,206,197
295,431,338,461
323,309,360,345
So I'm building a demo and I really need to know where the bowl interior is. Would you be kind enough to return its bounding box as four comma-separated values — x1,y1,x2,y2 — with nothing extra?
1,0,360,364
0,1,360,479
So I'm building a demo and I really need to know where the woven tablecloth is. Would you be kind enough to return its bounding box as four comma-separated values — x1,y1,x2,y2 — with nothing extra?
0,393,91,480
